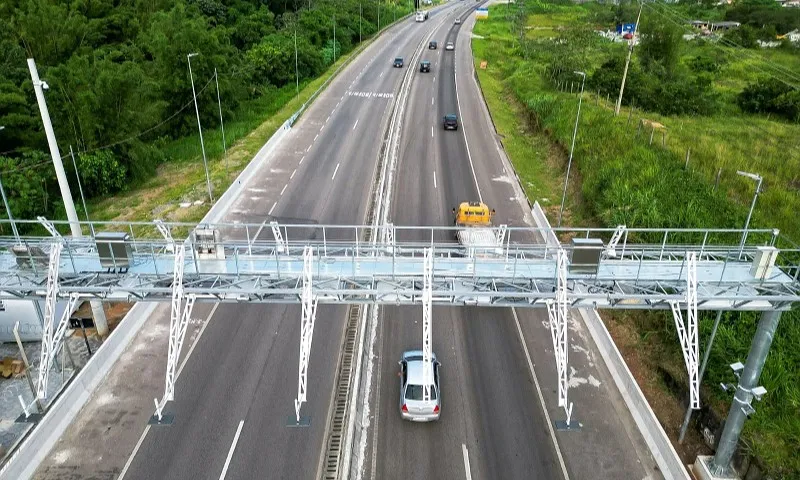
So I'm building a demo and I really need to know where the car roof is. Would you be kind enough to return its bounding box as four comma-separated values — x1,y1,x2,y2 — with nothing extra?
446,41,454,44
421,60,430,64
445,114,457,120
404,356,438,384
395,56,403,60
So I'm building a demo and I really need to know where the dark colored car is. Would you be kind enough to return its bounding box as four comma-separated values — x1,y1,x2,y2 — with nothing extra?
393,57,404,68
420,61,431,73
443,114,458,130
429,40,438,49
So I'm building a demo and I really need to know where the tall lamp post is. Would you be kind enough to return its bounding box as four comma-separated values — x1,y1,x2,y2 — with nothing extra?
0,127,20,244
557,71,586,228
187,53,214,203
736,170,763,259
27,58,109,337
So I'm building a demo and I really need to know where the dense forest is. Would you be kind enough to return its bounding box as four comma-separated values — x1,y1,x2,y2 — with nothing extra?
0,0,408,222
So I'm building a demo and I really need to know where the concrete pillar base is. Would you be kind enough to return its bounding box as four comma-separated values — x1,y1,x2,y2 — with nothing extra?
694,456,739,480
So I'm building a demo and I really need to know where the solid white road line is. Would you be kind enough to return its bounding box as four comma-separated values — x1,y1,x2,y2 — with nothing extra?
353,119,359,130
332,163,340,181
432,97,434,105
431,126,434,137
462,444,473,480
280,184,287,195
269,202,277,216
434,171,437,189
219,420,245,480
290,169,296,179
119,303,221,480
511,308,571,480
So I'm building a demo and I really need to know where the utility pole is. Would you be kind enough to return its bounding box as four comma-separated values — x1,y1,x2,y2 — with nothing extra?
557,71,586,228
294,26,300,96
737,171,762,260
213,69,227,177
614,1,643,116
27,58,109,337
187,53,214,203
708,310,780,476
0,127,20,244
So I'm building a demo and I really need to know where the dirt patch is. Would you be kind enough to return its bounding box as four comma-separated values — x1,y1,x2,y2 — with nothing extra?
73,301,134,337
604,311,712,467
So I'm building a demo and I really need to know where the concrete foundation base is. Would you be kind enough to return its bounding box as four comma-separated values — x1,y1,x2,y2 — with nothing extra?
694,456,739,480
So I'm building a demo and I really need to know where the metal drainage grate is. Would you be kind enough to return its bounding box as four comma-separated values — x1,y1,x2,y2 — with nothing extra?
322,302,362,479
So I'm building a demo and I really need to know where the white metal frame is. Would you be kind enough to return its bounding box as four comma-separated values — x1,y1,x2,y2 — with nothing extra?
604,225,627,258
154,244,196,420
547,248,573,423
271,221,285,254
155,219,175,253
670,252,700,409
422,248,433,401
294,246,318,422
36,242,62,400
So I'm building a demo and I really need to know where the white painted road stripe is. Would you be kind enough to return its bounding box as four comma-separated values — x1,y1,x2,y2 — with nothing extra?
219,420,245,480
269,202,277,216
353,119,359,130
432,97,434,105
512,308,570,479
431,126,434,137
300,156,305,165
280,184,287,195
290,169,296,179
314,133,319,141
462,444,473,480
119,304,221,480
331,163,340,181
434,171,437,189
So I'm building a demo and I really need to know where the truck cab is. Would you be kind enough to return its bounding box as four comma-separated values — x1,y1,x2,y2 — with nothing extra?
453,202,494,227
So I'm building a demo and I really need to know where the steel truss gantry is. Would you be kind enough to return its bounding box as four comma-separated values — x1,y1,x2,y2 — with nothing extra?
546,249,573,426
422,248,433,402
295,246,318,423
671,252,700,410
0,218,798,426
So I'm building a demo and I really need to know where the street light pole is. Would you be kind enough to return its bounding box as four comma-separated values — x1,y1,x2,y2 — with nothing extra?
615,1,643,116
213,68,227,178
0,127,19,244
557,71,586,228
187,53,214,203
27,58,109,337
736,170,763,259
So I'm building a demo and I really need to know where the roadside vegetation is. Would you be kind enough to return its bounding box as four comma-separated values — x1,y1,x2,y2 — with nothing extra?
0,0,413,232
472,0,800,476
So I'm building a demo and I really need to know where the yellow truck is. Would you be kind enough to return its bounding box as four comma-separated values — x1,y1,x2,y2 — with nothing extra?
452,202,502,254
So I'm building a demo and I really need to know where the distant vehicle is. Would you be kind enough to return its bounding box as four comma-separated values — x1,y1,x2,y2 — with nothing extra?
445,41,455,50
399,350,441,422
443,113,458,130
429,40,438,49
455,17,461,24
415,10,429,22
622,32,634,40
420,60,431,73
393,57,404,68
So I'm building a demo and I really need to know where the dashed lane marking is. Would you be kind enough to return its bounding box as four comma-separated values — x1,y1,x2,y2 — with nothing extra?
280,184,287,195
331,163,341,181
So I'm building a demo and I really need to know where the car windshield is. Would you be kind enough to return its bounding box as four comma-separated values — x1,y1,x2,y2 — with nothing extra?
395,57,402,62
445,115,457,121
406,384,437,400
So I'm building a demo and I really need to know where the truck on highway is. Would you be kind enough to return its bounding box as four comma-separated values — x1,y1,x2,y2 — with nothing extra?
452,202,503,255
415,10,429,22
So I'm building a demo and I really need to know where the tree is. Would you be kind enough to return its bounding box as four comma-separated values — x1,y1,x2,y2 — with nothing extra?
638,15,683,78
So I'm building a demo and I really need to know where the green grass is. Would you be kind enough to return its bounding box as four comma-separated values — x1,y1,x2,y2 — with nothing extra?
473,5,800,477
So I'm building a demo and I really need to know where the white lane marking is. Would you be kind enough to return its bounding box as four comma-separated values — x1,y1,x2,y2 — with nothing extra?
512,308,571,480
307,145,312,152
462,444,473,480
433,76,436,82
300,156,305,165
353,119,359,130
290,169,296,179
119,303,221,480
453,45,482,203
314,133,319,142
219,420,245,480
269,202,277,216
431,126,434,138
380,71,384,78
280,184,287,195
326,115,331,123
331,163,341,181
432,97,434,105
433,171,437,189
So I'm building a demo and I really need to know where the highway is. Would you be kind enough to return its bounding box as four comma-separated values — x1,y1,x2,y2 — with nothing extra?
32,3,466,479
362,3,661,480
32,2,661,480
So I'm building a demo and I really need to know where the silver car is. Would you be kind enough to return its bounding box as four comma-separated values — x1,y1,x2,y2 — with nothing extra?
445,42,455,51
399,350,441,422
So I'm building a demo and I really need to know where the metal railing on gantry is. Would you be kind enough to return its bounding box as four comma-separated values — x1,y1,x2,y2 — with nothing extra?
4,218,799,425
